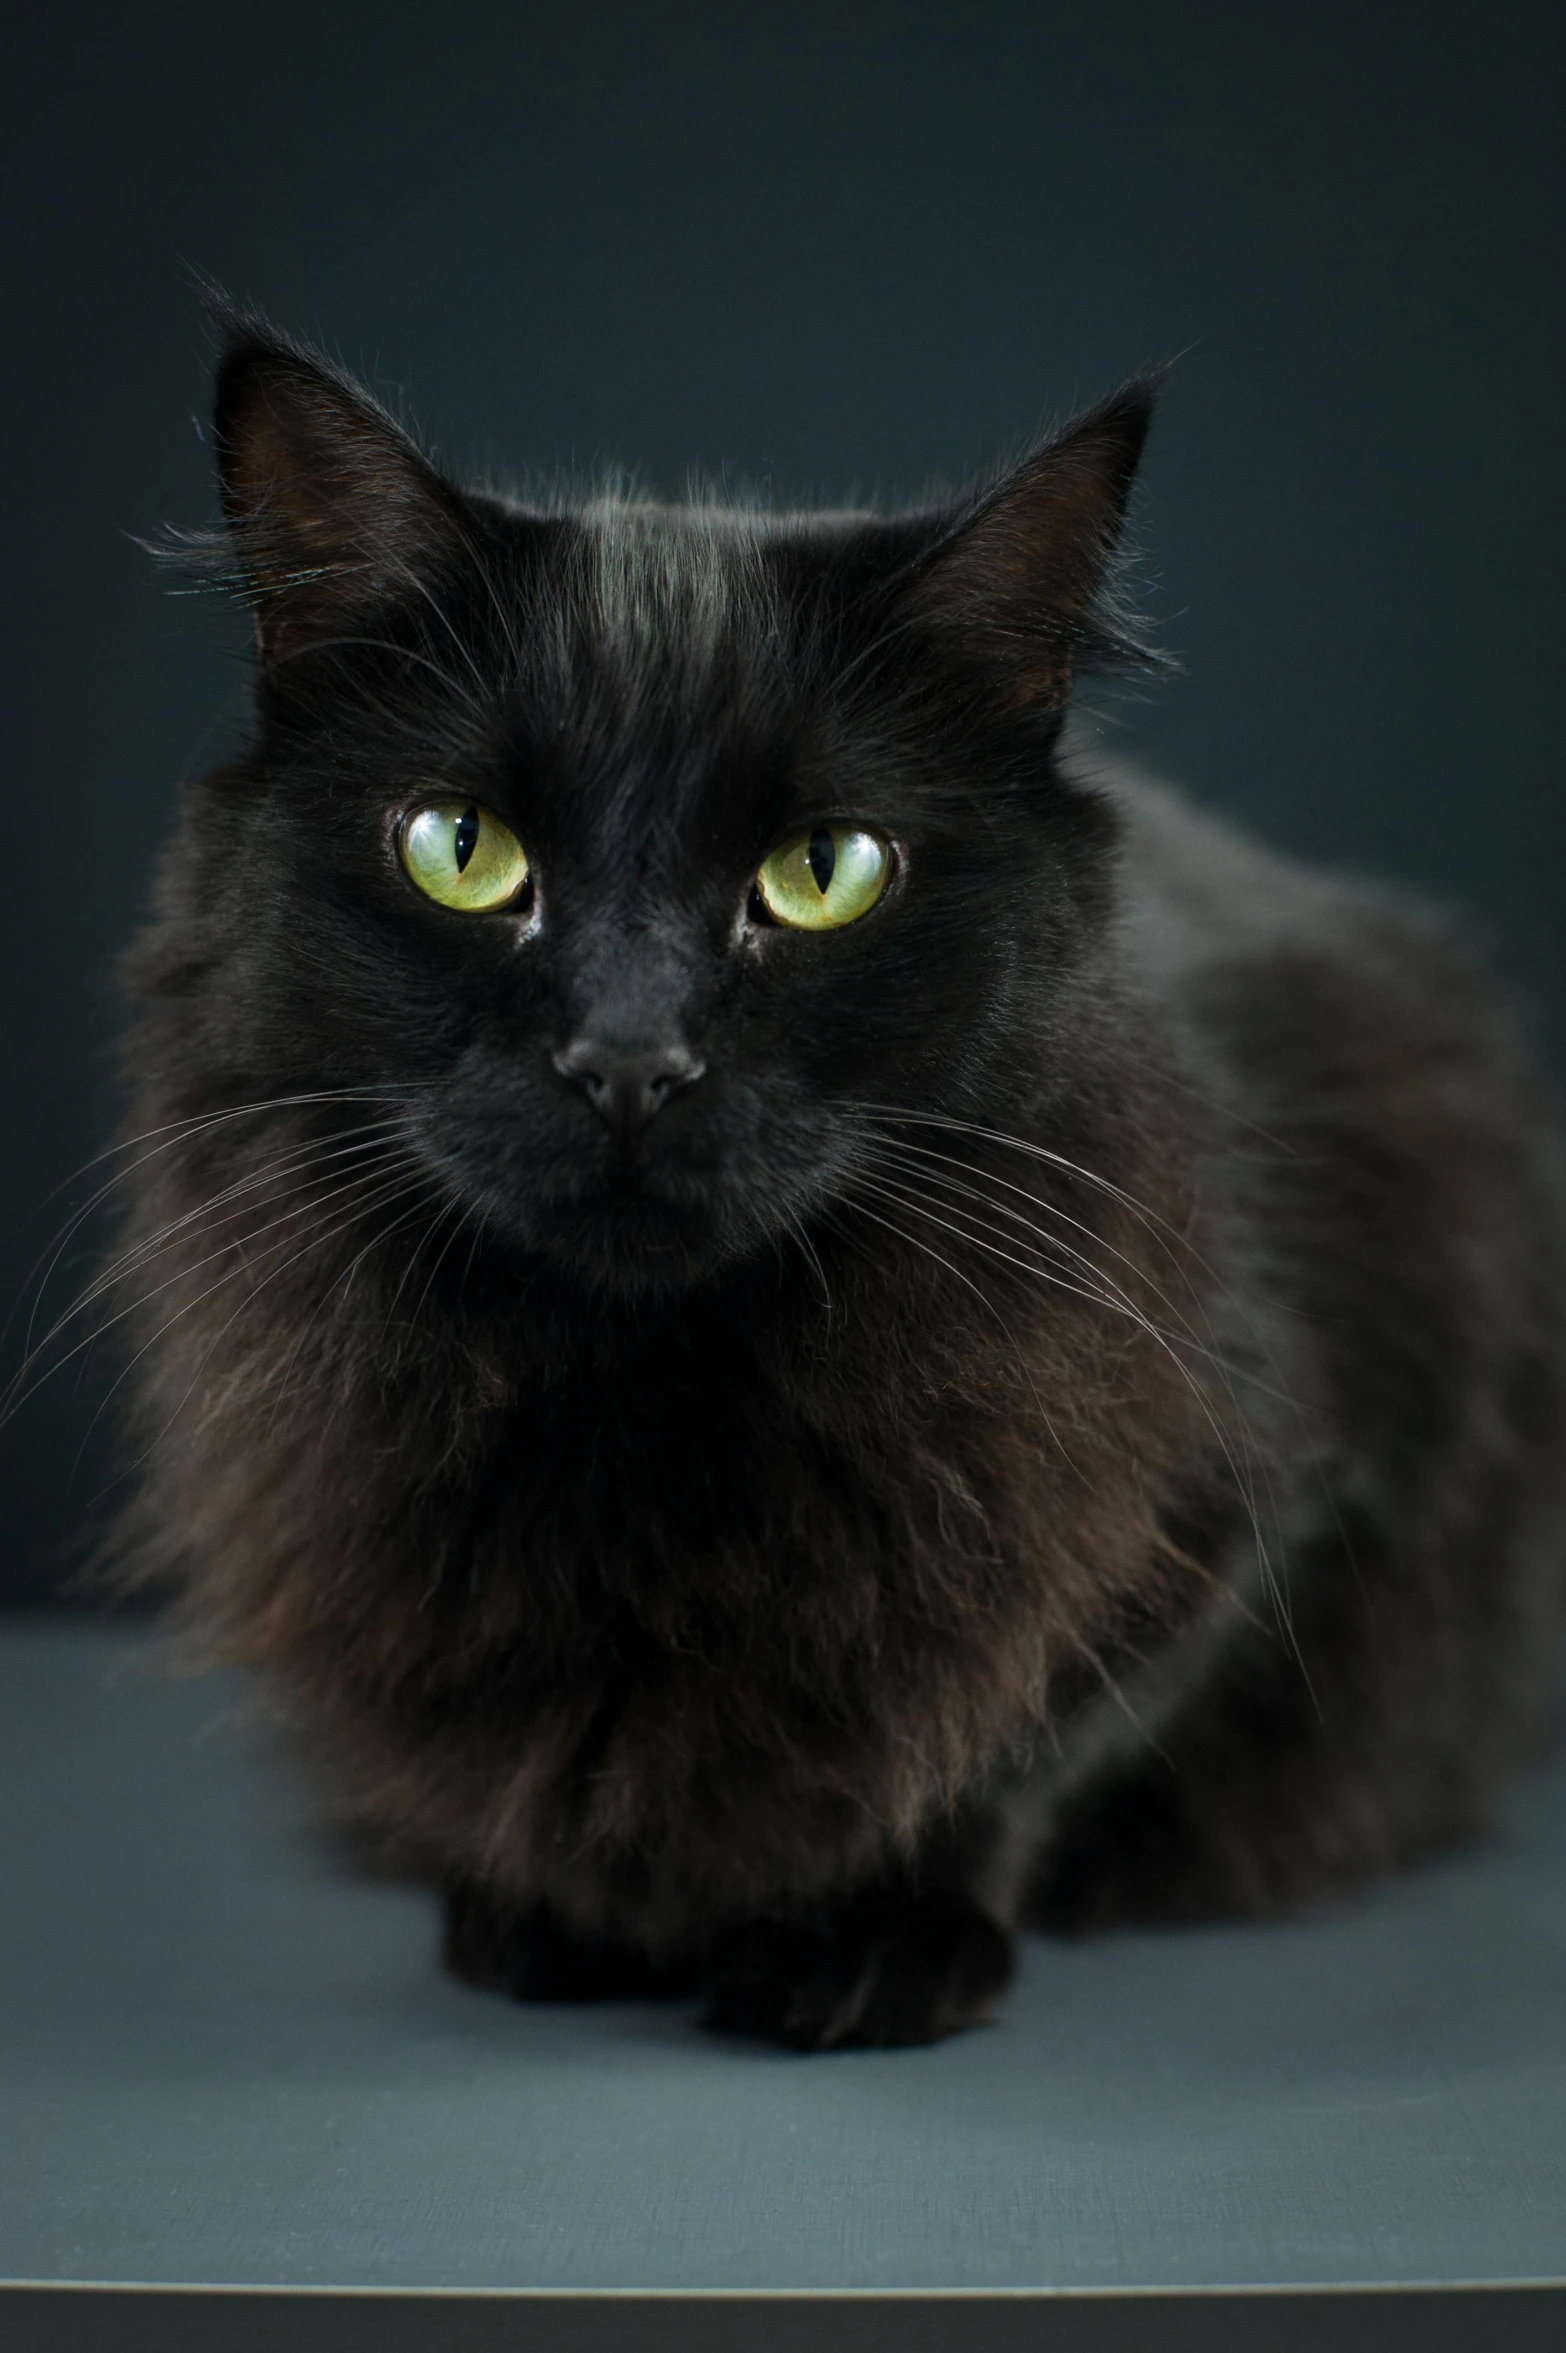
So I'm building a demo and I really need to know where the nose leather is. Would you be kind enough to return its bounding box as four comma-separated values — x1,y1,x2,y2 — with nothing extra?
552,1037,705,1134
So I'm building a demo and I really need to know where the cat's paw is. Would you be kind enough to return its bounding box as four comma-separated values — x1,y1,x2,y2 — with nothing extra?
701,1891,1014,2050
442,1882,698,2003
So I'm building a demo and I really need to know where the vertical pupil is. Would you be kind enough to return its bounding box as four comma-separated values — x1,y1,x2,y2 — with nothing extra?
453,807,480,873
806,828,837,894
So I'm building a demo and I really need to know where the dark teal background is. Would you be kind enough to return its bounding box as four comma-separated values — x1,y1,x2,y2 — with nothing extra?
2,2,1560,1602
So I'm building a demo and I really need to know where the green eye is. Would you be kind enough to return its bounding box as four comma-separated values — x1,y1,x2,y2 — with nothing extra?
755,825,890,931
399,799,530,913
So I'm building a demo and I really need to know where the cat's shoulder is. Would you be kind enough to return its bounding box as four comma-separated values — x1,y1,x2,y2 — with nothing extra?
1065,742,1465,1006
1067,743,1535,1119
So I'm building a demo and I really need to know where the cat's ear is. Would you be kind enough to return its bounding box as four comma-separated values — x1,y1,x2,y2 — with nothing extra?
908,383,1158,706
212,315,471,664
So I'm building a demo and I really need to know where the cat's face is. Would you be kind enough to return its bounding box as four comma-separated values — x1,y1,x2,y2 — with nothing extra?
167,321,1152,1297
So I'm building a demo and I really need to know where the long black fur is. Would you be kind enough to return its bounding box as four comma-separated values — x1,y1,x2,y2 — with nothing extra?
98,314,1566,2048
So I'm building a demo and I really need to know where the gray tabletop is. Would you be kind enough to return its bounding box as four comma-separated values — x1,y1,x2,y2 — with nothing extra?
2,1622,1563,2349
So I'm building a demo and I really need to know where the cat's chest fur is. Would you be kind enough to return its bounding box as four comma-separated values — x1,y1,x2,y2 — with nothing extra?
155,1216,1214,1943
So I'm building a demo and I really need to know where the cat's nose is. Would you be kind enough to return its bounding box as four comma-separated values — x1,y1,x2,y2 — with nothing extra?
552,1037,705,1133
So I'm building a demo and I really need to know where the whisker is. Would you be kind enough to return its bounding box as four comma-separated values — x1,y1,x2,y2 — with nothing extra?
852,1137,1294,1429
242,1177,463,1446
849,1156,1161,1335
15,1127,416,1403
460,534,527,680
10,1086,426,1355
854,1132,1201,1331
1,1149,423,1430
849,1099,1303,1414
844,1098,1298,1430
268,631,490,716
381,547,500,708
104,1173,440,1485
31,1120,415,1359
406,1196,478,1327
836,1172,1075,1470
840,1140,1292,1656
845,1102,1197,1262
375,1183,470,1339
784,1210,834,1319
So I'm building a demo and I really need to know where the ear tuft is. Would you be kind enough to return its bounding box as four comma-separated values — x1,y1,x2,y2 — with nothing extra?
911,380,1161,707
207,307,470,663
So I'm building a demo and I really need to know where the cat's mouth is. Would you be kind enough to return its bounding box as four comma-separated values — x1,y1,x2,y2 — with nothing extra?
515,1170,743,1292
413,1055,834,1295
418,1115,756,1294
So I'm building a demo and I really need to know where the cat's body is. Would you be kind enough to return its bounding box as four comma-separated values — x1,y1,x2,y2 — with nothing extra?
113,316,1566,2046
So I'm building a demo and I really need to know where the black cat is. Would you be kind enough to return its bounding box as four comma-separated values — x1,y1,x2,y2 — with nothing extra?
106,311,1566,2047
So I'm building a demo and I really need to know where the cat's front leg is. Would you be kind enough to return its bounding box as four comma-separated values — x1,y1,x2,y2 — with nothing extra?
443,1879,701,2004
701,1877,1014,2051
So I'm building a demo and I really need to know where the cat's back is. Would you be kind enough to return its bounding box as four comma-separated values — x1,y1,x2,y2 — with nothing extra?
1086,751,1440,1001
1088,749,1566,1634
1032,759,1566,1938
1085,749,1554,1129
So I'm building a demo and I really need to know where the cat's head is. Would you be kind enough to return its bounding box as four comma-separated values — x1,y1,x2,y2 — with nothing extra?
151,316,1157,1298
